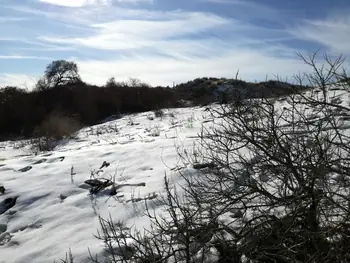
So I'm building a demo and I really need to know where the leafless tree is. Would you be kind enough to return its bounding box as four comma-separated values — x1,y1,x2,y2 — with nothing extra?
38,60,81,90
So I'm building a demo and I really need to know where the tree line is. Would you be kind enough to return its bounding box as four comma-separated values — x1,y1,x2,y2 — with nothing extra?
0,60,306,141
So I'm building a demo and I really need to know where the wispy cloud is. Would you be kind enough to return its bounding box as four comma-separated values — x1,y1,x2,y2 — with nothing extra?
0,73,37,89
289,10,350,53
39,12,232,51
0,55,53,60
38,0,152,7
30,3,309,86
202,0,264,6
76,48,312,87
39,0,107,7
0,16,30,22
0,0,348,88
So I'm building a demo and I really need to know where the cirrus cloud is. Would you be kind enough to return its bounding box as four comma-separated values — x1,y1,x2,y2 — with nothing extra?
38,0,152,7
0,0,349,89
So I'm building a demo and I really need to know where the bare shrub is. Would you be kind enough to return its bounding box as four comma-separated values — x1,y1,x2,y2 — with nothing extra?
127,117,135,126
32,112,81,152
182,52,350,262
147,125,161,137
147,114,154,121
168,111,176,118
57,52,350,263
154,108,165,118
57,249,75,263
184,113,195,128
87,176,221,263
30,137,56,153
85,123,119,137
35,112,81,140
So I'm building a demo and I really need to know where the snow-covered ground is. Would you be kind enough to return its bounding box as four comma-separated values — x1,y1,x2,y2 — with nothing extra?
0,106,212,263
0,86,349,263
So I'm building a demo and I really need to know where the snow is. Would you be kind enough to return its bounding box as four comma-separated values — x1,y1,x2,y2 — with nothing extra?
0,107,211,263
0,86,349,262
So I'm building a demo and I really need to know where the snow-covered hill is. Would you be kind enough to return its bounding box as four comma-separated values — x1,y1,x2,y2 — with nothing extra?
0,106,212,263
0,86,349,263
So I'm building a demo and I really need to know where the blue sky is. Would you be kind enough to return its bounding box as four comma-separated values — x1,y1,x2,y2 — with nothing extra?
0,0,349,88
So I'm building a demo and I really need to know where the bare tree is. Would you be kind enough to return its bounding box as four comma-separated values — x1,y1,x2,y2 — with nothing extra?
106,77,118,88
38,60,81,90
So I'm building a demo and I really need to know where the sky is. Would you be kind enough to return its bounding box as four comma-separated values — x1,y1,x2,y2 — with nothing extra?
0,0,349,89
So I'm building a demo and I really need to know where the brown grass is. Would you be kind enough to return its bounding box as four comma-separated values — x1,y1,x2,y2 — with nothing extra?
35,112,81,140
31,112,82,152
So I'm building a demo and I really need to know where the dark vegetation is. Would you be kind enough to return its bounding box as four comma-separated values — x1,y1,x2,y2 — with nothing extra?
0,60,307,141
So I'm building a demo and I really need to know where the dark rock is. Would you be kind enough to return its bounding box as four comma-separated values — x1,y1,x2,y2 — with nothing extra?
18,166,32,172
0,196,19,215
59,194,67,201
32,159,47,165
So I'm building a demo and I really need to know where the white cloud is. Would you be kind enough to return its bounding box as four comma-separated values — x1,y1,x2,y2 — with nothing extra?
32,5,309,86
0,55,53,60
76,49,311,87
289,11,350,54
202,0,259,5
3,1,349,89
8,3,157,26
39,0,97,7
0,74,37,89
201,0,283,21
38,0,152,7
39,12,231,51
0,17,30,22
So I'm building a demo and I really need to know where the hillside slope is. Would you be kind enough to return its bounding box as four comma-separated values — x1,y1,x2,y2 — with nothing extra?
0,86,349,262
